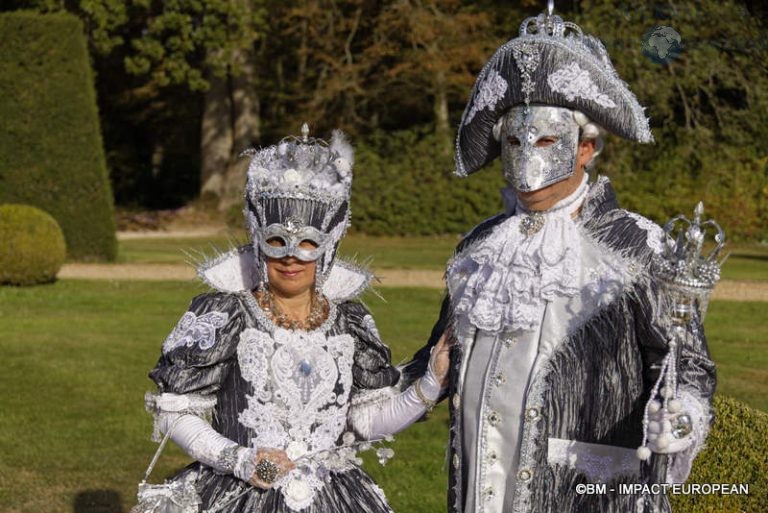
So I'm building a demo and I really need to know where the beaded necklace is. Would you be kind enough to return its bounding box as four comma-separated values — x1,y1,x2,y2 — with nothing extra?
256,288,328,331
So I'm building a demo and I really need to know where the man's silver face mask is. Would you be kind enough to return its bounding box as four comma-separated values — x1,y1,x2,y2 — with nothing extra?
257,217,328,262
499,105,580,192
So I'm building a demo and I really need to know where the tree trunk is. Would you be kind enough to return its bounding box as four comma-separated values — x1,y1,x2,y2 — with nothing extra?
200,72,233,200
220,47,261,211
433,67,451,153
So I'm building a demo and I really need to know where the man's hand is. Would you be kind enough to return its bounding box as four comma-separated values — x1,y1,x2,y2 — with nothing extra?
249,448,296,489
429,329,454,387
646,401,695,454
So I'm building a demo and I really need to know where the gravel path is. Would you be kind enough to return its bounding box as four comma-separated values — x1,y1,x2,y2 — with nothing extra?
117,229,226,240
59,264,768,301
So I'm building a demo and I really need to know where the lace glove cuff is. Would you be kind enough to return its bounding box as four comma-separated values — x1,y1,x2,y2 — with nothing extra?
233,447,258,482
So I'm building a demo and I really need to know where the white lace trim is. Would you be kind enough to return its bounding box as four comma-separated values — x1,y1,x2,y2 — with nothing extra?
347,386,399,440
626,211,665,255
162,311,229,353
447,177,638,334
144,392,218,442
146,392,217,414
547,62,617,109
236,327,356,510
447,181,589,334
135,478,201,513
466,69,508,124
547,438,640,483
350,386,398,408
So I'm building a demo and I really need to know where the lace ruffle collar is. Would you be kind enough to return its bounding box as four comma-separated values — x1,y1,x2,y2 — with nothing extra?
448,175,594,333
196,244,374,302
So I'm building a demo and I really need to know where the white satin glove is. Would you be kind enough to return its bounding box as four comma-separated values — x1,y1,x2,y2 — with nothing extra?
645,400,695,454
157,412,259,480
349,366,443,441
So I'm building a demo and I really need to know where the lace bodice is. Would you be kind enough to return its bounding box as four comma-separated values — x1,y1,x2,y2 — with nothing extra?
150,291,399,511
236,325,356,458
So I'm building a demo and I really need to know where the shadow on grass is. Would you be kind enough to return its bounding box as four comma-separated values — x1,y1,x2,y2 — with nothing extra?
73,490,124,513
732,252,768,262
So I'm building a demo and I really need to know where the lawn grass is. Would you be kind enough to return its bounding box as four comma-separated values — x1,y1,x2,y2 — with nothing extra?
117,234,768,280
0,281,765,512
117,233,461,270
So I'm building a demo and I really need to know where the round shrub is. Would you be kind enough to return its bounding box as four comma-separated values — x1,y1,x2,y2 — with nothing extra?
0,204,66,286
670,395,768,513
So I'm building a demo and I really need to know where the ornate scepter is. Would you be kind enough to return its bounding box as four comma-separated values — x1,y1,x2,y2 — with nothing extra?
656,201,725,323
637,202,725,460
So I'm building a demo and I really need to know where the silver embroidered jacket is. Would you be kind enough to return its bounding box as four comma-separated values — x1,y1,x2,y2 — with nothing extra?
400,177,716,513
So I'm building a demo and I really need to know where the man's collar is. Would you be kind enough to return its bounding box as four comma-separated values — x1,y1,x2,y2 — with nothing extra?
500,174,619,219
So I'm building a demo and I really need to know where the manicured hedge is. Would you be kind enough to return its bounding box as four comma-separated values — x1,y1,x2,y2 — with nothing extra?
352,130,506,236
0,204,66,286
0,11,116,261
349,128,767,240
670,395,767,513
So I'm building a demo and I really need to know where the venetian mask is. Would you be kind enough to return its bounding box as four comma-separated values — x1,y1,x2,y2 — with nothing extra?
257,216,328,262
499,105,579,192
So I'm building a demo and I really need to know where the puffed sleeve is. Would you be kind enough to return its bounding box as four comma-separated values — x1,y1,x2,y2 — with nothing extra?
150,292,246,396
342,301,400,393
145,292,246,442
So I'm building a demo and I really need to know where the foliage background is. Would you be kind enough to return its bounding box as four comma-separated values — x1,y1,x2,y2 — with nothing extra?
0,0,768,241
0,11,117,260
1,1,767,242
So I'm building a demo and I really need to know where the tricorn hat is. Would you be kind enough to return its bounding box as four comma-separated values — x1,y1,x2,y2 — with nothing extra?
456,3,653,177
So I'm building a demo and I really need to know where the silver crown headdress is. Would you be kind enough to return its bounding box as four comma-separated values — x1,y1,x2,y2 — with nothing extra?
456,1,653,177
243,124,354,282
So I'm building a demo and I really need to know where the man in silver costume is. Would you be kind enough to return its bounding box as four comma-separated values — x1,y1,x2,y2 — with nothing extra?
401,4,715,513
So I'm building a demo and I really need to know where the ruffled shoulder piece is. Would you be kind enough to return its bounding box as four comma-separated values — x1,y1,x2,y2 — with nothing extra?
196,244,374,302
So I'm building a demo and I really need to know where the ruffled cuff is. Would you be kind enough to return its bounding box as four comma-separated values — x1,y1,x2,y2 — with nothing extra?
145,391,217,442
233,447,258,482
665,389,712,483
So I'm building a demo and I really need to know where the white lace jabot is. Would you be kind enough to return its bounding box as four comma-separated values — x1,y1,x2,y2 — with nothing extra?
448,175,590,334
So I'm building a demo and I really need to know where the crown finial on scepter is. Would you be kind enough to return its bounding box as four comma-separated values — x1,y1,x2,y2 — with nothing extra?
301,123,310,142
547,0,555,16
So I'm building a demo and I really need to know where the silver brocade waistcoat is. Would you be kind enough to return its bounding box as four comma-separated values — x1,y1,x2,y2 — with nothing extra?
458,223,636,513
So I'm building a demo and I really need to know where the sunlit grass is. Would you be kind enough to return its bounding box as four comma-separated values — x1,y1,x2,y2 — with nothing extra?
0,281,764,512
117,233,460,270
117,234,768,280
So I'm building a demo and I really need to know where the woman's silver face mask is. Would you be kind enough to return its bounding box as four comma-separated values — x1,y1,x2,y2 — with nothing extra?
500,105,580,192
257,217,328,262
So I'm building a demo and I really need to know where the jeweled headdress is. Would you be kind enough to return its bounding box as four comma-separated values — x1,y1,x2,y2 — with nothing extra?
456,1,653,177
243,124,354,283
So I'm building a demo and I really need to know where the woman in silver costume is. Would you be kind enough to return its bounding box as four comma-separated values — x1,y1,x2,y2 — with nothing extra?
135,126,450,513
